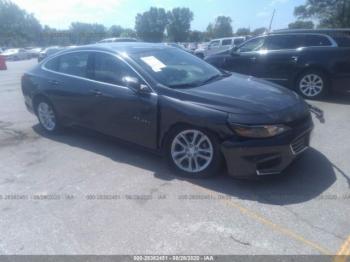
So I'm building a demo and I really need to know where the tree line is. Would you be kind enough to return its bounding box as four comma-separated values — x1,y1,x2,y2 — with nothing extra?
1,0,350,47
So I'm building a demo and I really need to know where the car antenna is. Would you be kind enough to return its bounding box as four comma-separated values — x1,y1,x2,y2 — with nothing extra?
268,9,276,33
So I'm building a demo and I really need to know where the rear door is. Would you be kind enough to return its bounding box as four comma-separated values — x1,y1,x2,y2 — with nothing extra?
42,51,102,128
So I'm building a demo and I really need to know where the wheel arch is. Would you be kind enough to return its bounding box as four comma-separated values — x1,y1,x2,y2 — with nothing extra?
294,65,331,88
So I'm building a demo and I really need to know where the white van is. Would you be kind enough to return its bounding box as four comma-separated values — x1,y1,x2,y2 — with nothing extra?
195,37,246,58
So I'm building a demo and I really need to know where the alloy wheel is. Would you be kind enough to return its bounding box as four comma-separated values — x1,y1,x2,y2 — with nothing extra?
299,74,324,97
171,130,213,173
37,102,56,131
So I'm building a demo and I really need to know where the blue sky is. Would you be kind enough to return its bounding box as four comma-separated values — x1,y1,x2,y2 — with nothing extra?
12,0,306,31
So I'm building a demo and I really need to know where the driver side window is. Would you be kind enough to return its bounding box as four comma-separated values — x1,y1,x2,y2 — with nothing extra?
238,37,265,53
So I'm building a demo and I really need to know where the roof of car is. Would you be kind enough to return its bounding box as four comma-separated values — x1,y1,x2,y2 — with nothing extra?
60,42,171,55
273,29,350,34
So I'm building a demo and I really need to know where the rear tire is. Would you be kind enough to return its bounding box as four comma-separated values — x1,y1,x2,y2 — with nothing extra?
35,98,61,134
165,126,223,178
295,69,329,99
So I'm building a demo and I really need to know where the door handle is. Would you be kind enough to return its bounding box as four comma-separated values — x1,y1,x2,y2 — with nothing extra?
90,89,103,96
291,56,298,63
48,79,60,85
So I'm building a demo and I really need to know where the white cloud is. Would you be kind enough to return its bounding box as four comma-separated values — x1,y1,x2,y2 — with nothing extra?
269,0,289,7
257,11,271,18
11,0,125,28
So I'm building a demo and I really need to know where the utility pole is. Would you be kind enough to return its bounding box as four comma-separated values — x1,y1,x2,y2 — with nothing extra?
268,9,276,33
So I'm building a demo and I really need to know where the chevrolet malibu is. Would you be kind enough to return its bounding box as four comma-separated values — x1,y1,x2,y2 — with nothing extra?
21,43,313,178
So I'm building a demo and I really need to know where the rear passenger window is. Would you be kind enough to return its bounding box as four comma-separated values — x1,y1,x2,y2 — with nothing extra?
222,39,232,46
45,57,59,71
58,52,89,77
92,53,138,86
331,32,350,47
302,35,332,47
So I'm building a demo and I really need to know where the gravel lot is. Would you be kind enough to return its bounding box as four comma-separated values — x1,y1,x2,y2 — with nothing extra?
0,59,349,256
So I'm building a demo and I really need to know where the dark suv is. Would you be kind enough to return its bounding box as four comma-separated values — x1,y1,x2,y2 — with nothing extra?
205,29,350,99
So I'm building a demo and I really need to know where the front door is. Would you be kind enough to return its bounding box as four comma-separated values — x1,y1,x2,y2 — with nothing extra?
89,52,158,149
221,36,266,76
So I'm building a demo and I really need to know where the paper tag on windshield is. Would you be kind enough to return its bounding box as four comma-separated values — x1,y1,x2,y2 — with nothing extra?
141,56,166,72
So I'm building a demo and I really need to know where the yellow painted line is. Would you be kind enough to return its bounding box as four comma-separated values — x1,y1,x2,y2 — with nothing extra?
192,184,332,255
333,235,350,262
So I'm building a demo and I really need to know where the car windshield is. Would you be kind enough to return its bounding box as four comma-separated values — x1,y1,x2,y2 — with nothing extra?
131,48,223,88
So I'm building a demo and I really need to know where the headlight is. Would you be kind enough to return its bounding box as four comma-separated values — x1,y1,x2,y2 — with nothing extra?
230,123,290,138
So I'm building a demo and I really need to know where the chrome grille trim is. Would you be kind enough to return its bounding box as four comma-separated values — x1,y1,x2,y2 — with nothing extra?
290,135,308,155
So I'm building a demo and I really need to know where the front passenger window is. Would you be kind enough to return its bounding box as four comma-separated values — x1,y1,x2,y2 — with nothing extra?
93,53,139,86
237,37,265,53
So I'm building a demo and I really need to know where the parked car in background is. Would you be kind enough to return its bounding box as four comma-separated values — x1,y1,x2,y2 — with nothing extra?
22,42,314,178
187,42,198,52
26,47,42,58
1,48,30,61
164,43,192,53
205,29,350,99
98,37,138,43
195,37,246,58
38,46,63,62
194,42,209,58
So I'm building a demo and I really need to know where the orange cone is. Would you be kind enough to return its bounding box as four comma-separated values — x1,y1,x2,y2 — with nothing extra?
0,55,7,70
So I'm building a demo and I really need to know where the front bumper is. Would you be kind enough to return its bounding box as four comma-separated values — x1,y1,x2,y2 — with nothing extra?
221,125,313,178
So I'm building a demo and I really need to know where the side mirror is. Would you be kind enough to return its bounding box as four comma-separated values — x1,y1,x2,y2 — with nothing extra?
122,76,152,94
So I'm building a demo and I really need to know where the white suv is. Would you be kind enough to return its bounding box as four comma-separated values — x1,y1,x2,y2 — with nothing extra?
195,37,246,58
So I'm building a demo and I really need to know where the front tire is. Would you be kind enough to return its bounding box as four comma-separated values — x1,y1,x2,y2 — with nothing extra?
295,70,329,99
166,127,222,178
35,99,61,133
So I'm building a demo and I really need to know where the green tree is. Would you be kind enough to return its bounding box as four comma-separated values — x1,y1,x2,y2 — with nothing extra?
167,7,193,42
288,20,315,29
70,22,107,45
236,28,250,36
109,25,123,37
120,28,137,38
188,30,206,42
0,0,42,47
135,7,168,42
294,0,350,28
207,16,233,38
252,27,267,36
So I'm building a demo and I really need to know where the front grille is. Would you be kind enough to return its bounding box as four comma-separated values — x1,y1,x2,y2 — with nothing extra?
290,135,308,155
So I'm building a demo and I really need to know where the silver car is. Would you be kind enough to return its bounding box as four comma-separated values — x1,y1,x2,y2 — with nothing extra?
1,48,30,61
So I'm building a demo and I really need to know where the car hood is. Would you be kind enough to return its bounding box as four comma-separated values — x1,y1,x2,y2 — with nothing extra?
162,73,309,124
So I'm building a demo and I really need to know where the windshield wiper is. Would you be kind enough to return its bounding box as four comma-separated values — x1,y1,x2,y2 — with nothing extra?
200,74,225,85
168,82,200,88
